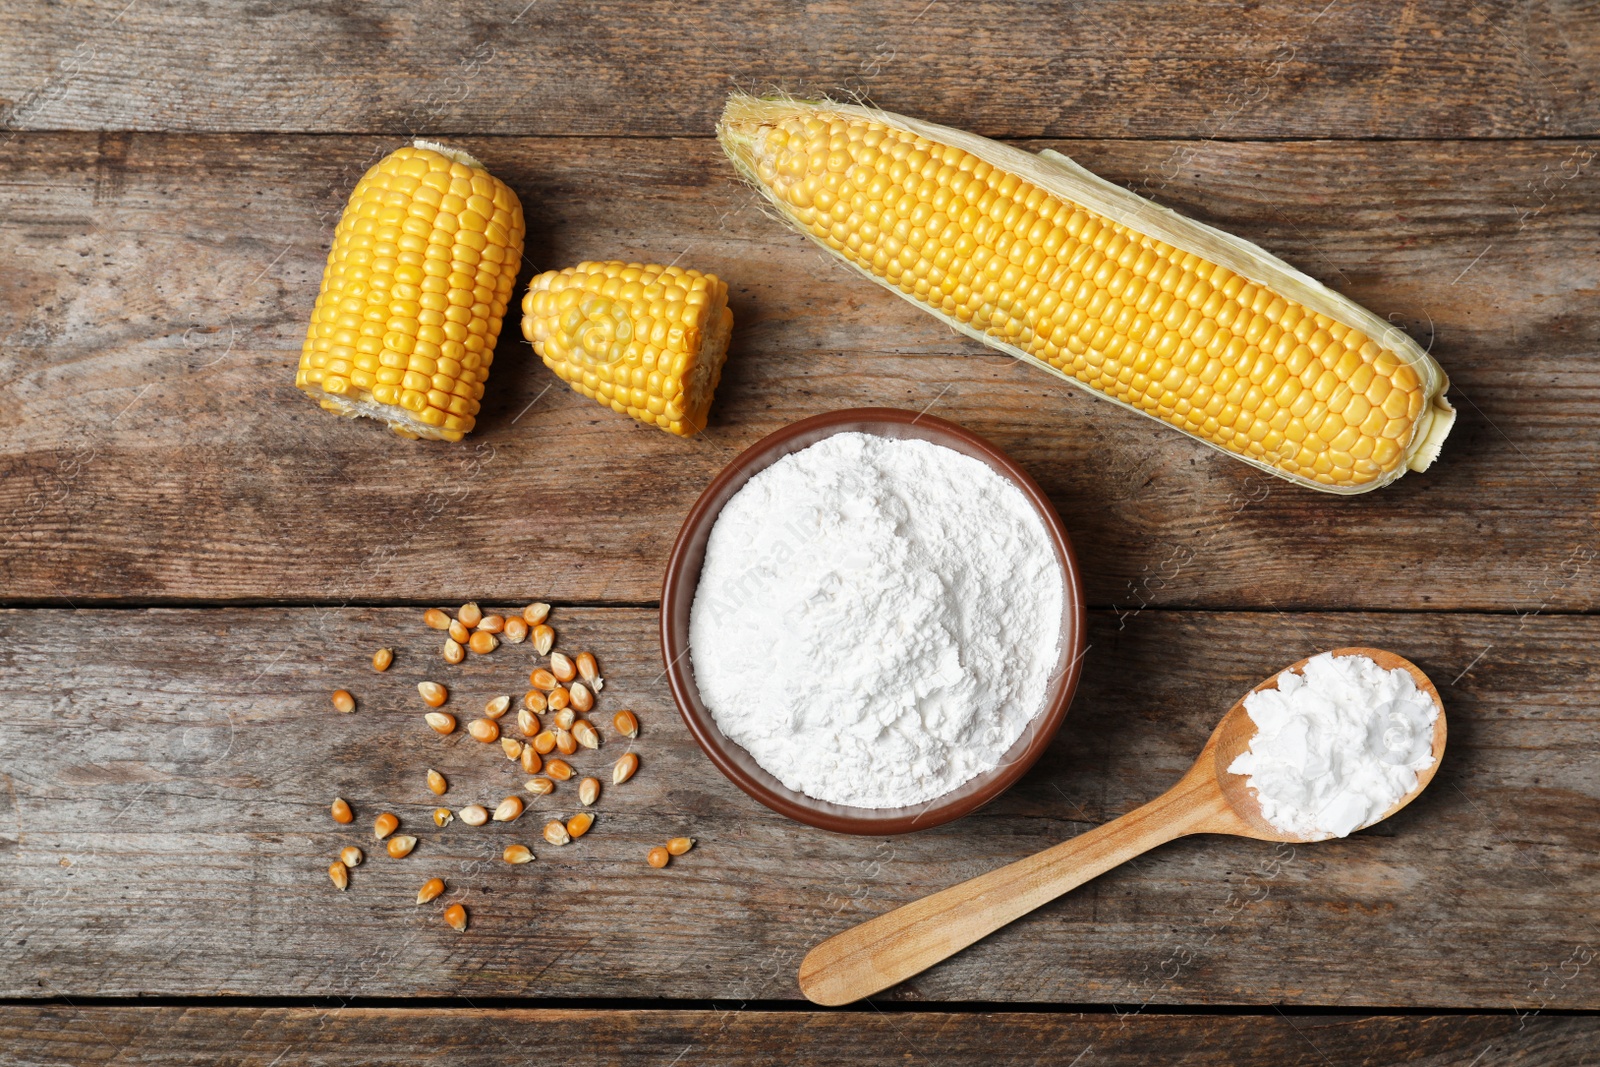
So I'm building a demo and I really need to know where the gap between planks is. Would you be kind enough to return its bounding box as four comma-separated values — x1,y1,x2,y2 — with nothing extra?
2,995,1598,1017
8,130,1598,143
4,600,1600,620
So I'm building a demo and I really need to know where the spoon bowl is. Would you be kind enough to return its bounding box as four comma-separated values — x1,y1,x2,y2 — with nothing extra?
798,647,1447,1006
1205,646,1447,843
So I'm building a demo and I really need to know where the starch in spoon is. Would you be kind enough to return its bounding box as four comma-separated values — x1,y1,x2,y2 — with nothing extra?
1227,652,1439,839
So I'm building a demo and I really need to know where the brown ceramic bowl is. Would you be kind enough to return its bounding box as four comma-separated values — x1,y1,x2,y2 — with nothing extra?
660,408,1087,835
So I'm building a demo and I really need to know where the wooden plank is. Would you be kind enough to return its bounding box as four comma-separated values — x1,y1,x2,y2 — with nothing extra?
1,134,1597,609
1,1007,1596,1066
1,607,1595,1006
0,1,1595,139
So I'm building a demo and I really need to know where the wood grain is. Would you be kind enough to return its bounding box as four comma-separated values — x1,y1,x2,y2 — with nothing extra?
2,134,1597,609
0,1,1595,139
1,607,1595,1006
1,1007,1596,1066
2,0,1594,1038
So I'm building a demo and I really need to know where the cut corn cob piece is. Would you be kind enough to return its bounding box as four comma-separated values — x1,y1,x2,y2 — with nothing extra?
521,261,732,437
297,141,525,442
718,94,1454,493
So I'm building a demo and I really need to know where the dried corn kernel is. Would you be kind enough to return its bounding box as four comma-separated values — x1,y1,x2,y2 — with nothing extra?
578,777,600,806
517,707,542,736
493,796,524,822
521,743,542,774
576,652,601,690
531,624,555,655
572,720,600,750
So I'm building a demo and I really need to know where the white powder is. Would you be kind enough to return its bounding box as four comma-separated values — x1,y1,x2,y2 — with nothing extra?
1227,652,1439,839
689,432,1064,808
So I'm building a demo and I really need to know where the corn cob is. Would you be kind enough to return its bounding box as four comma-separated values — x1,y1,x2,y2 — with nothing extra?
521,261,732,437
718,95,1453,493
298,141,525,442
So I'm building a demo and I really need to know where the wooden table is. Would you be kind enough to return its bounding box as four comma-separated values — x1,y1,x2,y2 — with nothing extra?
2,2,1597,1062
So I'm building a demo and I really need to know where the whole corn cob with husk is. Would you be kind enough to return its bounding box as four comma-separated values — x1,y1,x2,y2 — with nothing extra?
718,95,1453,493
298,141,525,442
521,261,732,437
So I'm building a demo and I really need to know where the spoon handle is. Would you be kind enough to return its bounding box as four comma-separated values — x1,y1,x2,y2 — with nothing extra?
798,772,1227,1006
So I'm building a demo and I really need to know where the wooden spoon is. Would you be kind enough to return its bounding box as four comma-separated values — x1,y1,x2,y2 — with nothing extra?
798,647,1446,1006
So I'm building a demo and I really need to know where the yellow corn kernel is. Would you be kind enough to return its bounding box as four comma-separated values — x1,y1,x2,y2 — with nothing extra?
298,142,524,442
520,262,732,437
718,95,1454,493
